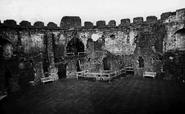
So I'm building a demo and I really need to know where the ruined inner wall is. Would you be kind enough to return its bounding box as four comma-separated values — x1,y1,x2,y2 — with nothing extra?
163,8,185,51
0,21,61,90
0,8,185,88
61,28,136,78
0,15,168,81
161,8,185,81
0,27,20,91
61,18,166,78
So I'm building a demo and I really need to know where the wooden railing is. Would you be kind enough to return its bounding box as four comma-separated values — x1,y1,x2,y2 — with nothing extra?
76,68,126,83
125,67,134,72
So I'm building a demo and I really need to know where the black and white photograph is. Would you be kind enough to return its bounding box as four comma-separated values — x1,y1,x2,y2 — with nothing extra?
0,0,185,113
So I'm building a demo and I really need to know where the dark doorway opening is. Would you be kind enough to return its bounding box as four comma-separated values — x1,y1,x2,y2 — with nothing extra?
76,59,82,72
138,56,144,68
58,63,67,79
103,57,110,70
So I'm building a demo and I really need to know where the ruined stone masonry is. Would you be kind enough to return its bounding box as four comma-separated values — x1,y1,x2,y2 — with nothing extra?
0,8,185,92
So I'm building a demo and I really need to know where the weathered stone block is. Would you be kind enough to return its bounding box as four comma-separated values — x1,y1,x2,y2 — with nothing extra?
84,21,93,29
176,8,185,15
146,16,157,23
161,12,171,20
121,18,130,26
108,20,116,27
47,22,58,29
176,8,185,21
34,21,44,28
60,16,81,29
96,20,106,28
4,19,17,27
133,17,143,24
19,21,31,28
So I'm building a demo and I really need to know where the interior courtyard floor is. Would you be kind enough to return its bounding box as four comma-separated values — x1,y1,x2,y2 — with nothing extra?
1,74,185,114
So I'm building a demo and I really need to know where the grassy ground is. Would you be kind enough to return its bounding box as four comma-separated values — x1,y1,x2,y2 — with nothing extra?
1,74,185,114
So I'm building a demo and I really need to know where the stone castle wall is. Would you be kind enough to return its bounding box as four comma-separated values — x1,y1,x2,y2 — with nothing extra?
0,8,185,91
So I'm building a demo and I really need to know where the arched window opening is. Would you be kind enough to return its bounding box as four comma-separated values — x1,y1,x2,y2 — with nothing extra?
174,28,185,49
66,37,84,55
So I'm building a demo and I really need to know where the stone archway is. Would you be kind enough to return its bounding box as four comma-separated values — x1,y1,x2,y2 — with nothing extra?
66,37,84,55
0,36,13,60
174,28,185,49
0,35,14,93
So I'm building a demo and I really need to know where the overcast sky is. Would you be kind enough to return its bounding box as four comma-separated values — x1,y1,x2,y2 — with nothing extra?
0,0,184,26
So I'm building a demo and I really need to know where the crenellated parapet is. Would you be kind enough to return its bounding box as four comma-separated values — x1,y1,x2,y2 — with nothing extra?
60,16,81,29
84,21,94,29
108,20,116,27
96,20,106,28
119,18,130,27
176,8,185,22
146,16,157,23
161,8,185,24
20,20,31,28
34,21,45,28
0,8,184,31
47,22,58,29
0,20,60,31
3,19,17,27
161,12,172,20
133,17,144,24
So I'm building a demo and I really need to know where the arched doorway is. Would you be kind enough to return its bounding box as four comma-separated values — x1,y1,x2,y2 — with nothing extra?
0,37,13,60
0,35,13,94
174,28,185,49
66,37,84,55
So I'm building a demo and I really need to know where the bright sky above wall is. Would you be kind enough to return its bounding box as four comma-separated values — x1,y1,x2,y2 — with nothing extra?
0,0,184,26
